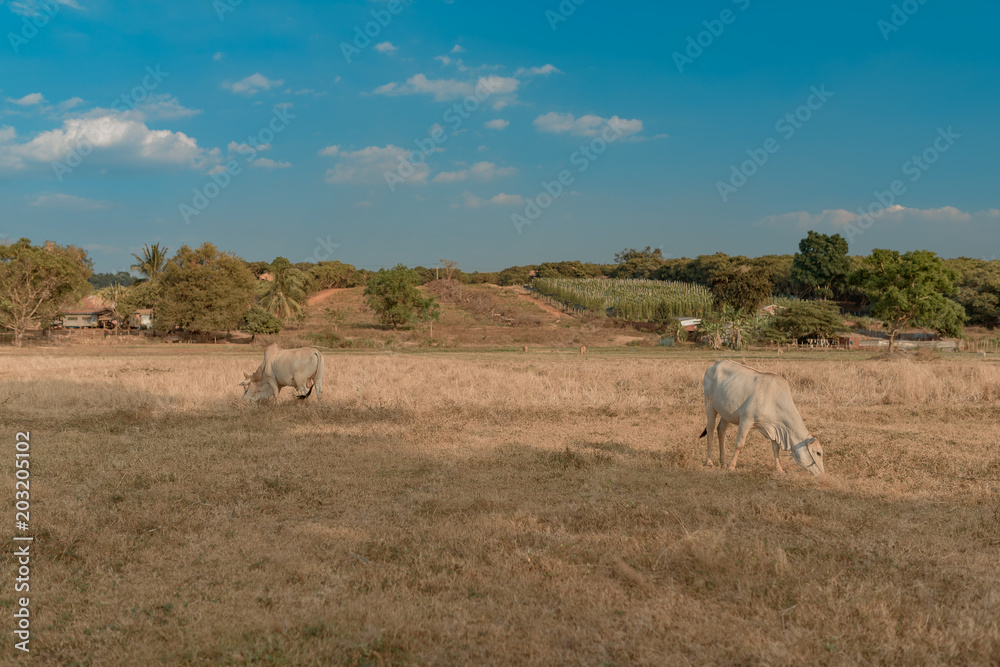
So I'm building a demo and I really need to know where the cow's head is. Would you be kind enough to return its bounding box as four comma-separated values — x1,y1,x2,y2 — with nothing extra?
238,370,273,402
790,437,825,475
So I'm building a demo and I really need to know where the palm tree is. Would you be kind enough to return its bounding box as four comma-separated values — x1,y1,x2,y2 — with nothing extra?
258,257,305,321
130,243,169,283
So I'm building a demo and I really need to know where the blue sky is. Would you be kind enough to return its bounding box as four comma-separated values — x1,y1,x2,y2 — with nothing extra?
2,0,998,273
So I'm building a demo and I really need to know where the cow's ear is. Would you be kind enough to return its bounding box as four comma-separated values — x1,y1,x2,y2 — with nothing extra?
805,437,817,445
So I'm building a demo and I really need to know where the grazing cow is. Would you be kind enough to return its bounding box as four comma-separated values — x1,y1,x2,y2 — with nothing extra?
240,344,324,402
699,360,824,475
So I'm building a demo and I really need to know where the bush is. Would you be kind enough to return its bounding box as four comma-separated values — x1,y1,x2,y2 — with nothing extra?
240,306,283,336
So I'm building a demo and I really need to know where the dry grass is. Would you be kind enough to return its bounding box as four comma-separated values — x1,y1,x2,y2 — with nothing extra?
1,347,999,665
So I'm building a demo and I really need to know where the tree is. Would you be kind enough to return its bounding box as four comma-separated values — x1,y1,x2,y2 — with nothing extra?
89,271,136,289
769,301,846,341
364,264,440,329
257,257,306,321
852,249,966,351
0,239,92,346
709,264,773,314
790,231,850,299
155,243,256,333
948,258,1000,328
130,243,169,283
613,247,665,279
439,259,459,281
240,306,283,341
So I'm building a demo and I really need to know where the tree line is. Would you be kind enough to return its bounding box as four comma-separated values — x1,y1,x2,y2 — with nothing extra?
4,232,998,347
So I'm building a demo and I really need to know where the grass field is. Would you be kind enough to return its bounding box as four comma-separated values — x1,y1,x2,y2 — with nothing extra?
2,346,999,664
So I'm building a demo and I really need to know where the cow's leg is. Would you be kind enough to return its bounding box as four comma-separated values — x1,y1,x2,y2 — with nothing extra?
704,407,718,466
717,420,730,468
770,441,786,473
726,421,753,471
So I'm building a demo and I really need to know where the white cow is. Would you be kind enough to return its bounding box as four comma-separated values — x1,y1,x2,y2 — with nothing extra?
240,344,325,402
700,360,824,475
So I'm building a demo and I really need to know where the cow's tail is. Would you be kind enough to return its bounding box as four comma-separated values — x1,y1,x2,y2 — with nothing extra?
297,384,314,400
699,428,707,438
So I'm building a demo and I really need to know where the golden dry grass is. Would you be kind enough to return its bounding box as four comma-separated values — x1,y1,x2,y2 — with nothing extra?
1,347,999,665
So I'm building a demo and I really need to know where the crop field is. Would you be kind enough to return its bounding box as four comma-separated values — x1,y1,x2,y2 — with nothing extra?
533,278,714,321
2,346,999,665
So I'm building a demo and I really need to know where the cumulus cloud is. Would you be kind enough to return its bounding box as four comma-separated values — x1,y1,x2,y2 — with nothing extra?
458,191,525,208
323,145,428,185
317,145,340,156
432,161,515,183
28,193,115,210
0,115,214,171
224,73,285,95
6,93,44,106
533,112,644,139
760,205,986,230
451,44,465,53
484,119,509,130
515,64,560,77
375,41,398,54
251,158,292,169
373,73,520,108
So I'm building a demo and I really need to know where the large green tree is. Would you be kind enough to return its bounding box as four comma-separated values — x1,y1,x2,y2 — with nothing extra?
769,301,846,341
612,247,666,279
0,239,92,346
155,243,256,333
364,264,440,329
947,258,1000,329
257,257,306,321
790,231,850,299
852,249,965,350
130,243,169,283
709,264,774,314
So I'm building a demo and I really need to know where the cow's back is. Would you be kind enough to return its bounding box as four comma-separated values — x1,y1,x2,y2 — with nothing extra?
705,360,791,422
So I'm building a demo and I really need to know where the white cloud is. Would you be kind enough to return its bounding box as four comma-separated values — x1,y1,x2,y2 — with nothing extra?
375,41,398,54
451,44,465,53
0,115,214,171
6,93,44,106
323,144,428,185
433,161,515,183
228,141,271,154
213,51,225,61
251,158,292,169
5,0,79,17
459,191,524,208
435,55,452,66
533,112,643,139
224,73,285,95
129,95,201,121
318,145,340,157
373,73,519,107
484,119,509,130
56,97,84,113
515,64,560,77
760,205,986,230
29,193,115,210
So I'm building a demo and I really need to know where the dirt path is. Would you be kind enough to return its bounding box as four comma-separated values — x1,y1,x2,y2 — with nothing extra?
504,287,569,320
307,287,351,306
